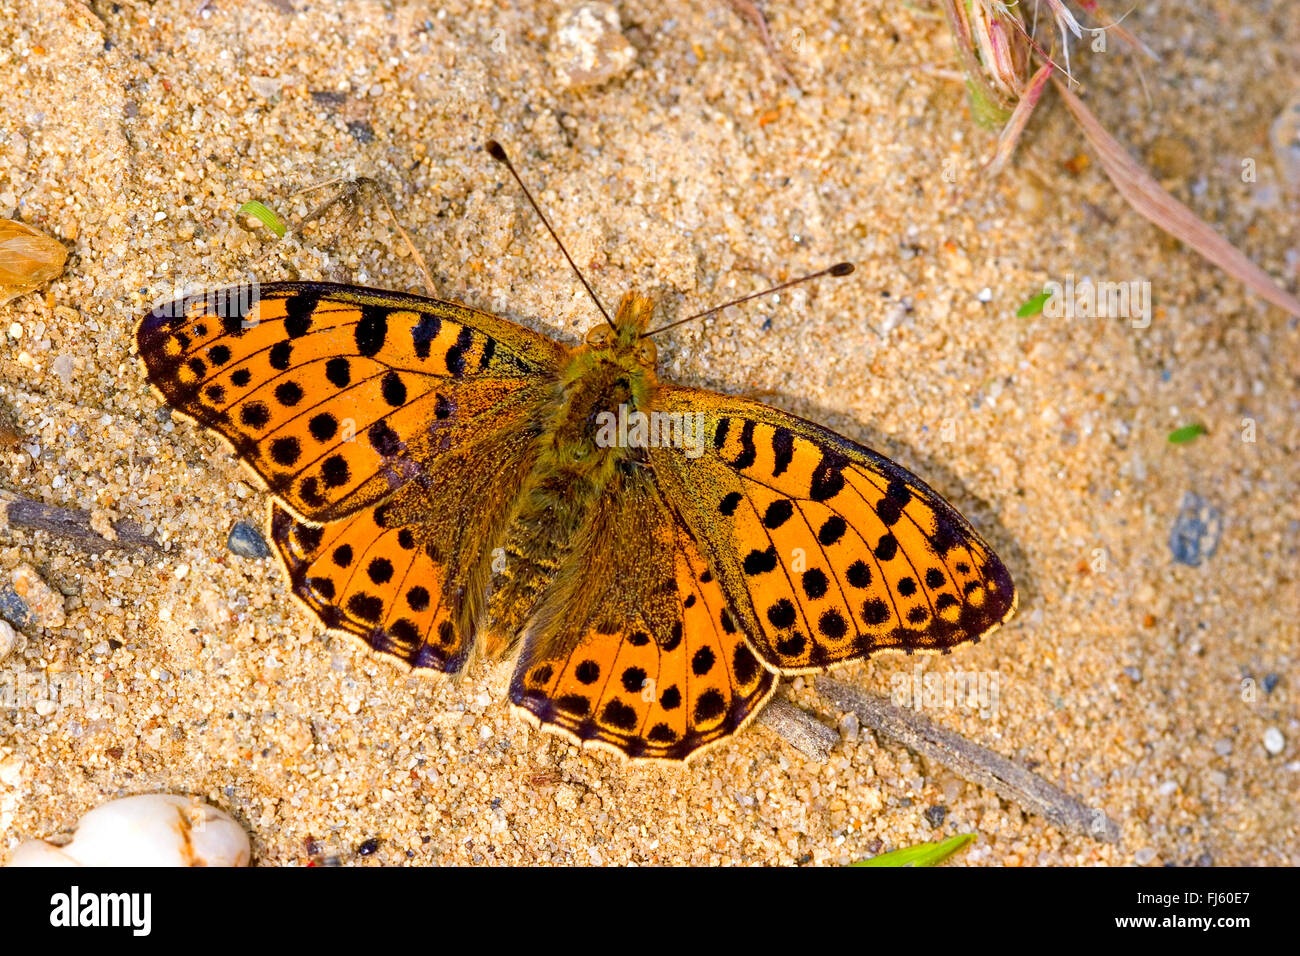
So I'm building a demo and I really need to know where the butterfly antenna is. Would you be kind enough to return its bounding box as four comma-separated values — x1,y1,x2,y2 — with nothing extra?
486,140,614,329
641,262,855,338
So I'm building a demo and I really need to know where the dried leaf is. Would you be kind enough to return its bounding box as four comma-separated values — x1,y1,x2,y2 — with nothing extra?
0,219,68,305
1057,80,1300,319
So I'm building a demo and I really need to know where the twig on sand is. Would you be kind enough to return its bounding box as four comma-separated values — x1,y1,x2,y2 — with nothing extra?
815,676,1120,844
757,693,840,761
2,495,162,554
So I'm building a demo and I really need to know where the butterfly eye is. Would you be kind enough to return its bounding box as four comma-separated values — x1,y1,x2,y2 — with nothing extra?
635,338,657,366
585,326,613,348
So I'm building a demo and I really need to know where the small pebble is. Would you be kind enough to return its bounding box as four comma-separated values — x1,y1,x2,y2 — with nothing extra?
10,564,64,629
1263,727,1285,755
0,586,31,629
1169,491,1222,567
1134,847,1158,865
1262,673,1279,694
227,520,272,559
1122,666,1142,682
1213,738,1233,757
0,619,15,660
924,805,948,827
51,354,74,384
837,711,860,743
347,120,376,144
357,837,381,856
249,75,284,98
550,3,636,90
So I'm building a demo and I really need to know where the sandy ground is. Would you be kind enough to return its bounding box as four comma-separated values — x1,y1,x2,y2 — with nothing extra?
0,0,1296,866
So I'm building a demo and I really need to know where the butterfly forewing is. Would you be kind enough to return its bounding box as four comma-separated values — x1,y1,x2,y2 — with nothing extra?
649,387,1016,674
137,282,564,522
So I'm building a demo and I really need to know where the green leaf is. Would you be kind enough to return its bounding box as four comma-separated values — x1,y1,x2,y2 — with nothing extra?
236,200,286,238
1168,423,1207,444
850,833,975,867
1017,289,1052,317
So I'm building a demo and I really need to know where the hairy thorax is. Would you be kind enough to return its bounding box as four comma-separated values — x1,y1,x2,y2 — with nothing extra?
483,294,660,652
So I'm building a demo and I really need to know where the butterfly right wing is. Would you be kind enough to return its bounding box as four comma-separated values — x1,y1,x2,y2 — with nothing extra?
648,387,1016,675
269,405,548,673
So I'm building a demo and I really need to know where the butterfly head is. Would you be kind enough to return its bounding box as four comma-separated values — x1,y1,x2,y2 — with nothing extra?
583,293,658,368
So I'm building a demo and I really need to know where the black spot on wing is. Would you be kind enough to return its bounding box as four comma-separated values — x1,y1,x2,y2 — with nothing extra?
355,305,388,357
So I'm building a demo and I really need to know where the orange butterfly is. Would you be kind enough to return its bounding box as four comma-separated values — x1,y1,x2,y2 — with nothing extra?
137,144,1015,762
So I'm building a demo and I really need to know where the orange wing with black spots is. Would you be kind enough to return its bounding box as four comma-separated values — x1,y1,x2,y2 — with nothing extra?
270,503,469,672
139,282,563,674
509,467,775,761
649,387,1016,674
137,282,564,522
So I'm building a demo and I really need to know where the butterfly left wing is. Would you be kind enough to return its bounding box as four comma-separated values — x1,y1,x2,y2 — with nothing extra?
648,387,1016,674
137,281,564,523
509,464,776,761
139,281,566,671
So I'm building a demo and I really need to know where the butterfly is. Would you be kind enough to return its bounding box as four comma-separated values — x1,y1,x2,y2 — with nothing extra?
136,146,1016,763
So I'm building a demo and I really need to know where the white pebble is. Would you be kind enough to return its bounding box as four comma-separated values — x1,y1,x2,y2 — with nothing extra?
0,619,15,660
4,794,250,867
248,75,283,98
1263,727,1285,755
550,3,636,90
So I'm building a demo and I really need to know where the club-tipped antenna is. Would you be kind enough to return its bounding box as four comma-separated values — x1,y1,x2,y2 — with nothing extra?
641,262,855,338
486,139,614,329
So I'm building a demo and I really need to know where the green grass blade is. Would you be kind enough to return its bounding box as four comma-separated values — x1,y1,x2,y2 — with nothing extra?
236,200,287,238
1017,289,1052,317
1168,423,1207,444
850,833,975,867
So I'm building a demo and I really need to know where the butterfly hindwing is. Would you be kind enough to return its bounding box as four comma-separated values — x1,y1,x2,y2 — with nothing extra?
649,387,1016,674
137,282,565,522
509,466,776,761
270,502,470,672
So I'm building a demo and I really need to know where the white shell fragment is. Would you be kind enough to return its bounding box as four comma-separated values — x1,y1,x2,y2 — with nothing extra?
4,794,250,867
